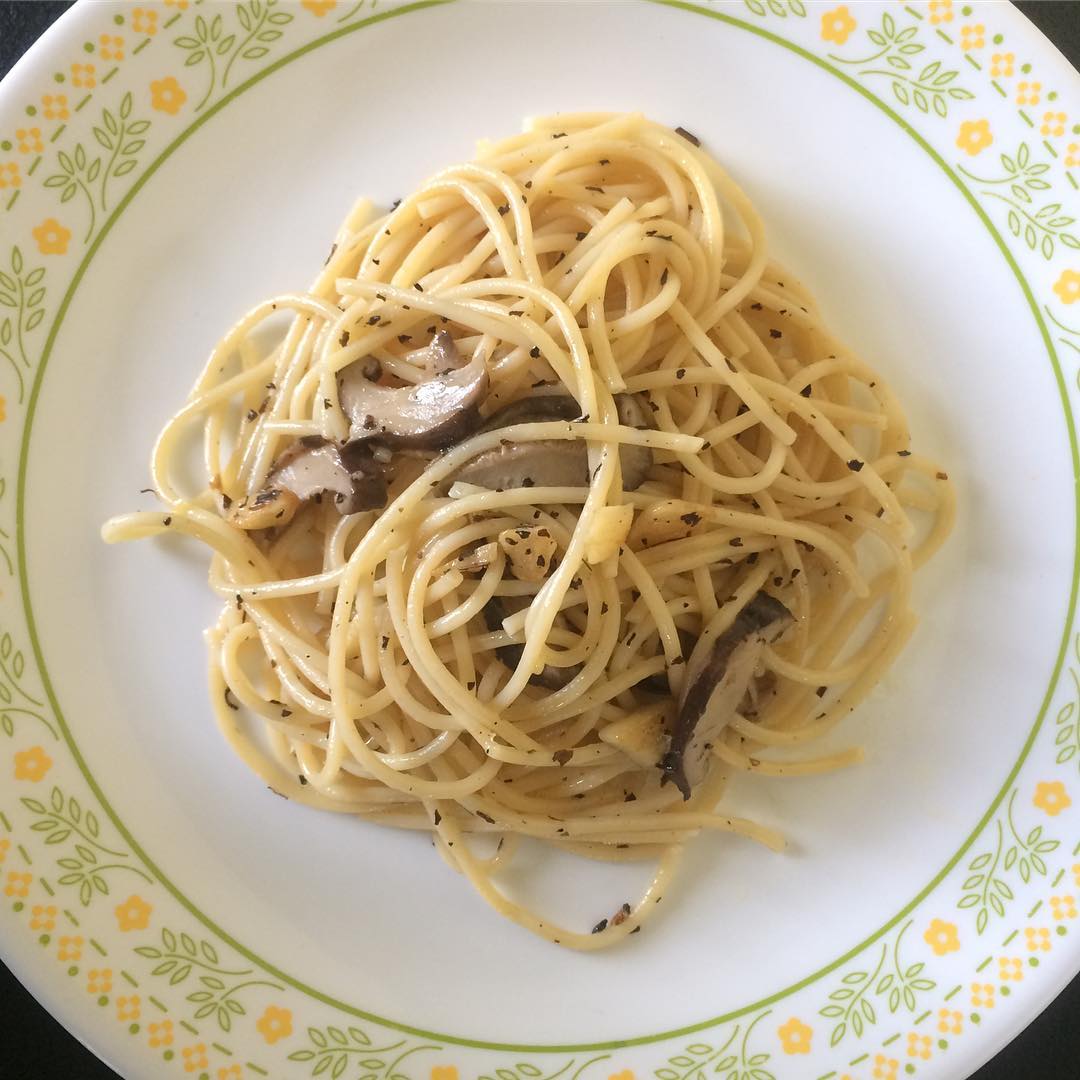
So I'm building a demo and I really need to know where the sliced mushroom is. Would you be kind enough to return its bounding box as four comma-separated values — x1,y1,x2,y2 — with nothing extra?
483,596,582,690
455,393,654,491
229,437,386,530
478,395,581,431
427,328,462,375
658,592,792,799
455,441,592,492
338,337,487,451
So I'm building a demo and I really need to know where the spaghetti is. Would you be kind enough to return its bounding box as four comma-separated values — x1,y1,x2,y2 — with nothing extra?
103,113,954,949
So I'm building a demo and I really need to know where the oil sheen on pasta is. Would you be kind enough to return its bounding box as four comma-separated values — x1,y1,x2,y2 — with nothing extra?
103,113,954,949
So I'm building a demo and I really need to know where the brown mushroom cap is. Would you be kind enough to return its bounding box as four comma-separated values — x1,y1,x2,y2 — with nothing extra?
229,437,386,530
273,437,386,515
478,395,581,431
658,592,792,799
427,328,461,375
338,334,488,451
454,393,654,491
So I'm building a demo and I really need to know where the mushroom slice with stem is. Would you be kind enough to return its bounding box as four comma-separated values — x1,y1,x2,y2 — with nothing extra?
338,333,488,451
230,437,386,530
427,328,462,375
658,592,793,799
454,393,654,491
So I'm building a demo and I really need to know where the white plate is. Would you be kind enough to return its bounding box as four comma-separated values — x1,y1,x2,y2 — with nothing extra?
2,1,1080,1077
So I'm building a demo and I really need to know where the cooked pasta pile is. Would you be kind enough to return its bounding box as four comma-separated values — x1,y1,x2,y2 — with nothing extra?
103,113,953,949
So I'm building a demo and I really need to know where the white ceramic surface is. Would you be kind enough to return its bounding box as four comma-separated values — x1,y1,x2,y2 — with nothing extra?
2,2,1080,1078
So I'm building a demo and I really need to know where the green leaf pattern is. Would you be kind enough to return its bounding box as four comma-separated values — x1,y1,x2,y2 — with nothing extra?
134,925,283,1032
742,0,807,17
286,1024,441,1080
174,0,294,111
958,789,1060,934
829,11,972,117
958,143,1080,260
0,247,46,404
42,94,152,243
817,921,935,1047
21,783,151,905
654,1013,774,1080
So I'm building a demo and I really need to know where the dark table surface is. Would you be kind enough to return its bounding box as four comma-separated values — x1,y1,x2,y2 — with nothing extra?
2,1,1080,1077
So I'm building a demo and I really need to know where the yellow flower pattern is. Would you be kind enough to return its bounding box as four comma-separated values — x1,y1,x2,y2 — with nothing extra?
923,918,960,955
990,52,1014,78
57,934,83,961
14,746,53,781
30,904,56,930
960,23,984,51
938,1008,963,1035
150,76,187,115
255,1004,293,1044
820,5,856,45
971,982,996,1008
70,63,96,89
1041,111,1067,138
1050,894,1077,920
0,838,9,862
1024,926,1051,952
115,994,140,1021
927,0,952,25
15,128,43,154
4,870,31,897
998,956,1024,981
1055,271,1080,305
906,1032,932,1061
32,218,71,256
1067,143,1080,169
218,1066,243,1080
132,8,158,35
114,894,152,931
956,119,992,157
0,162,22,189
1016,80,1041,106
301,0,338,14
148,1019,174,1047
1033,779,1071,815
99,34,125,62
87,968,112,994
182,1043,208,1073
777,1017,813,1055
872,1054,898,1080
41,93,69,120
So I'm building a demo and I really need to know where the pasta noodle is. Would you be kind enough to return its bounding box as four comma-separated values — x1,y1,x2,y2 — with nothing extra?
102,113,954,949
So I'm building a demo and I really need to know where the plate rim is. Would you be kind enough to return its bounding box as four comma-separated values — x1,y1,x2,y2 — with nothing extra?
3,0,1080,1074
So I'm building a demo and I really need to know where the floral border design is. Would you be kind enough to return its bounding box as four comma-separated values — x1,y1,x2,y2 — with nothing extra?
1,1,1080,1077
